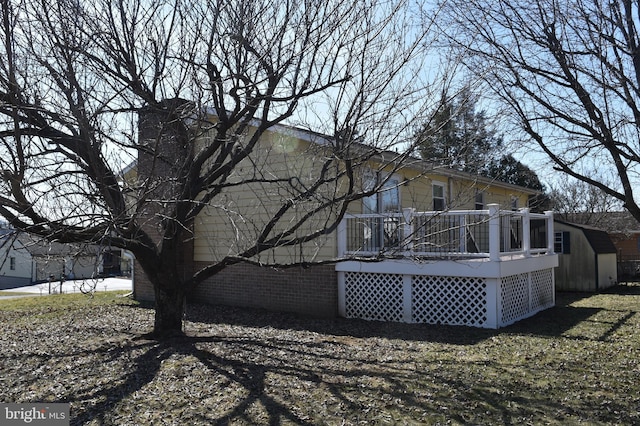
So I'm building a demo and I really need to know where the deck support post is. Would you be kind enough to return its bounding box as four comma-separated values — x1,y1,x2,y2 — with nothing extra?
337,216,348,257
402,274,412,323
486,277,499,328
337,271,346,317
545,210,555,254
521,207,531,257
488,204,500,261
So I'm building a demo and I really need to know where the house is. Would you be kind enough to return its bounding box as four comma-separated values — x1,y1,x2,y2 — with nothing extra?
25,239,109,282
134,111,558,328
553,220,617,291
0,225,121,286
0,231,34,289
603,211,640,280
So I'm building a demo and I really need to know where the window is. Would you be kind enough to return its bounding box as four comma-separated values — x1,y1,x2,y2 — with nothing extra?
379,177,400,213
554,231,570,254
361,171,401,251
433,183,445,211
9,257,15,270
475,191,485,210
363,172,400,214
510,196,518,211
554,232,562,253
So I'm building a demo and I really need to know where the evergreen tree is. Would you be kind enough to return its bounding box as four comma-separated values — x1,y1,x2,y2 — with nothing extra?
483,155,549,212
483,155,544,191
416,88,501,172
415,89,549,211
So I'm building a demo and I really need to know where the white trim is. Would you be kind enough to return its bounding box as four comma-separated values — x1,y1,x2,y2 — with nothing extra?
335,254,558,278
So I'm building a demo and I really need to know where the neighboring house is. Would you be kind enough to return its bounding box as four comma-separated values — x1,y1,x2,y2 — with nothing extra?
134,112,558,328
0,228,120,286
605,211,640,280
611,230,640,261
26,240,105,282
0,232,34,289
553,220,617,292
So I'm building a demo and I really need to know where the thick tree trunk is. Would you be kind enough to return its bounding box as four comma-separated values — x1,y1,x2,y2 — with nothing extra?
152,281,186,338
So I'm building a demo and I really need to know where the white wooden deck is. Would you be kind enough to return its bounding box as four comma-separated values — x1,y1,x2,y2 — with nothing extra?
336,205,559,328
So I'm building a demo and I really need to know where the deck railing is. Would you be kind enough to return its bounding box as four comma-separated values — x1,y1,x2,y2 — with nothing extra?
337,204,554,260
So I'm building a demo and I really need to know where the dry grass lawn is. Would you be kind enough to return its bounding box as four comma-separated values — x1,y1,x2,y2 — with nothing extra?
1,284,639,425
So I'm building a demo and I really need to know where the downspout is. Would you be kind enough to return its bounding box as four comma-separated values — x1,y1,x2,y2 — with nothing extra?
31,249,36,284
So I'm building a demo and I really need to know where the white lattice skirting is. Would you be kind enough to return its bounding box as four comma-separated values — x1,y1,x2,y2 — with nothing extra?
337,261,556,329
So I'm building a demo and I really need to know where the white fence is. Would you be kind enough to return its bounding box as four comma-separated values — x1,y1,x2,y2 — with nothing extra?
338,204,554,260
336,205,558,328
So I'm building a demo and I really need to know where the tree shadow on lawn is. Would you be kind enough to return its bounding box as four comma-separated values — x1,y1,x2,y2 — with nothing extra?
67,325,640,425
67,337,316,425
180,294,603,347
505,284,640,340
68,338,171,424
64,330,621,425
66,285,640,425
65,332,432,425
182,303,501,346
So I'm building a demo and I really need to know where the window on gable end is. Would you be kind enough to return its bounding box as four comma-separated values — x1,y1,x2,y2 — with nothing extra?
554,231,570,254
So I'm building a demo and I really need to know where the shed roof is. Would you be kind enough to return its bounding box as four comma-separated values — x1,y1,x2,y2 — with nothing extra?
555,211,640,234
555,220,617,254
4,233,102,257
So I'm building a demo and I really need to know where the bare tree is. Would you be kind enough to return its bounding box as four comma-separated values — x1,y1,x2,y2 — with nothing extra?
0,0,443,336
443,0,640,223
549,177,623,227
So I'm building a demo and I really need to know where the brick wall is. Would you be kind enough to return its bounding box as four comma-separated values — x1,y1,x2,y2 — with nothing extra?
135,261,338,317
191,262,338,318
611,233,639,258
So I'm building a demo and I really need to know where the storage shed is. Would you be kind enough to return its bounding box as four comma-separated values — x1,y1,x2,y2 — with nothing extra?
554,220,617,291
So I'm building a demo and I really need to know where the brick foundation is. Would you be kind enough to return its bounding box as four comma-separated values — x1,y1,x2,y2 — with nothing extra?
134,262,338,318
